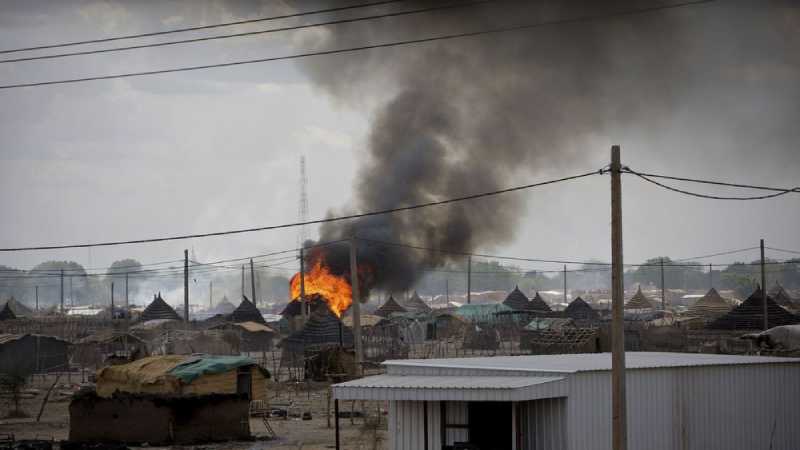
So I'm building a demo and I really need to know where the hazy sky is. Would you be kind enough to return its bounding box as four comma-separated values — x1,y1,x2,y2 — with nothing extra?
0,0,798,281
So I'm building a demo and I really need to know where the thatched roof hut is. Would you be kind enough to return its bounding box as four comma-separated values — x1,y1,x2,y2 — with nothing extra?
770,284,798,310
140,293,181,322
404,291,431,313
529,291,552,312
231,296,266,324
564,296,599,321
686,288,732,320
502,286,530,311
625,287,656,310
0,297,33,320
707,288,800,330
282,307,353,354
374,296,407,317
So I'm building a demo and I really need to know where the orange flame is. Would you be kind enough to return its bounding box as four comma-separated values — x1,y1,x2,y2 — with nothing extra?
290,256,352,317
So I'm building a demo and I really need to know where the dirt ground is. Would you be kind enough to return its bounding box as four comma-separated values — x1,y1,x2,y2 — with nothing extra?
0,375,387,450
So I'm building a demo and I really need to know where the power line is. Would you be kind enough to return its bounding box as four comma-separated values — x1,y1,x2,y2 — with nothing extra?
765,247,800,257
672,247,761,262
0,0,407,55
0,1,495,64
0,170,600,252
0,0,715,90
623,167,800,200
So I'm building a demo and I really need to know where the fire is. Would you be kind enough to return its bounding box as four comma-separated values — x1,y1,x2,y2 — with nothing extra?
290,256,352,317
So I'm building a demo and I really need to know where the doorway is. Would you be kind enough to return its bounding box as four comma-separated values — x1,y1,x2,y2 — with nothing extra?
467,402,512,450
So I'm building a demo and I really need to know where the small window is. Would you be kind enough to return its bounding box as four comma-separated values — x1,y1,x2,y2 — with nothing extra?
236,367,252,399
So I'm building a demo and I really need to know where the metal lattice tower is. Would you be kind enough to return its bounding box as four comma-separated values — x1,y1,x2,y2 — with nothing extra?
298,155,309,248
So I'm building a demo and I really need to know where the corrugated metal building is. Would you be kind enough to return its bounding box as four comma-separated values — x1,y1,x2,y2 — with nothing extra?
334,352,800,450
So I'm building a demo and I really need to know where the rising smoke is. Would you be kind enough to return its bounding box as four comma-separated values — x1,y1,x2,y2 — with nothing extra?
294,0,799,295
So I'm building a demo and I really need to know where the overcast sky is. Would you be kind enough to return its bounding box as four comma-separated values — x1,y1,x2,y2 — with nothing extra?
0,0,798,280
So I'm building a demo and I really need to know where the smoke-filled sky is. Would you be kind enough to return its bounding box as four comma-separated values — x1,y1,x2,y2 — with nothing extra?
0,0,798,291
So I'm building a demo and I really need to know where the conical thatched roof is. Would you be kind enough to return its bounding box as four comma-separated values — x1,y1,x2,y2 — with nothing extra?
0,303,16,320
625,287,655,310
404,291,431,313
0,297,32,318
529,292,552,312
686,288,732,319
280,294,329,317
503,286,530,311
564,296,599,320
282,306,353,353
770,284,797,309
208,296,237,316
231,296,266,324
140,293,181,321
707,288,800,330
374,296,407,317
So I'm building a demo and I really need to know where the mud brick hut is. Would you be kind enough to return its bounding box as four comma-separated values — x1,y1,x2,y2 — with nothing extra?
209,321,277,353
70,354,269,445
231,296,266,324
140,293,181,322
282,308,353,354
0,334,70,374
403,291,432,314
625,286,656,311
374,295,407,317
707,288,800,330
563,296,600,322
334,353,800,450
72,330,147,369
685,287,733,322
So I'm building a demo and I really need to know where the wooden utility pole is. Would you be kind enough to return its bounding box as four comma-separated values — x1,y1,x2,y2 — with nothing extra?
349,238,363,374
250,258,257,306
184,249,189,324
709,263,713,289
610,145,627,450
110,282,115,319
60,269,64,314
563,265,567,304
35,285,39,311
69,276,73,307
241,265,245,299
467,256,472,305
761,239,768,330
445,278,450,304
125,272,129,318
209,280,213,309
660,258,666,310
300,247,307,319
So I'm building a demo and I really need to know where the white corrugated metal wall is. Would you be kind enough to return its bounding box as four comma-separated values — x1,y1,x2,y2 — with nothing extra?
567,364,800,450
518,398,568,450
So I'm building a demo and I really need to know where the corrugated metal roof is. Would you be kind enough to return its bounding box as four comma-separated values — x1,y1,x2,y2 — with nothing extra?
337,374,561,389
384,352,800,374
334,374,566,401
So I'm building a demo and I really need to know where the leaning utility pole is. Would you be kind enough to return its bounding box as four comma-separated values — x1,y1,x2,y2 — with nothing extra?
184,249,189,324
466,255,472,305
349,238,363,374
660,257,666,310
60,269,64,314
610,145,627,450
250,258,257,306
761,239,768,330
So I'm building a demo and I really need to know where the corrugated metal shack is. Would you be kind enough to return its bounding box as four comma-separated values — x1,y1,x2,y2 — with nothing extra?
334,352,800,450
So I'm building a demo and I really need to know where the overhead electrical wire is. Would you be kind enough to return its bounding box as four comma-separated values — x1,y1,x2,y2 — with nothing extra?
622,167,799,200
0,0,496,64
0,0,408,55
0,170,601,252
0,0,715,90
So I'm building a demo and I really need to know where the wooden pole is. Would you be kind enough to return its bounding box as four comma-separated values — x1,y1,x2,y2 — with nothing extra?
300,247,307,320
334,399,341,450
241,265,245,300
60,269,64,314
110,282,115,319
709,263,713,289
209,280,213,309
184,249,189,324
660,258,666,310
563,265,567,304
35,285,39,312
761,239,768,330
250,258,257,306
349,238,363,374
467,255,472,305
610,145,627,450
